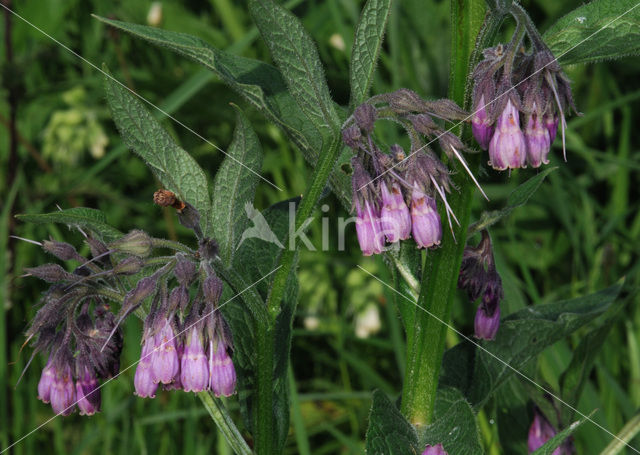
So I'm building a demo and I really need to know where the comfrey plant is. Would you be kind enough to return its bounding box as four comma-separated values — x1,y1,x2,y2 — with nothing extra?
22,194,236,416
11,0,638,454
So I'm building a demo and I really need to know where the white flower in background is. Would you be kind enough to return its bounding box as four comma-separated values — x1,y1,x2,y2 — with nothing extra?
147,2,163,27
355,303,381,339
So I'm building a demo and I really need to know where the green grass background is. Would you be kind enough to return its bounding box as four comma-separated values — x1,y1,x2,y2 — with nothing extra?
1,0,639,453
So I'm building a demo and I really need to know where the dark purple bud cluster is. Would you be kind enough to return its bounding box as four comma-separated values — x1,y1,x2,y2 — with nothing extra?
458,230,503,340
133,264,236,398
22,205,236,416
343,91,474,255
528,407,574,454
471,30,576,170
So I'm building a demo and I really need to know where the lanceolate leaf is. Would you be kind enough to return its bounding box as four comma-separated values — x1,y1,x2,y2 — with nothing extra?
103,68,211,233
418,388,482,455
365,390,419,455
93,16,322,163
468,167,557,234
543,0,640,65
93,16,353,208
440,284,622,408
211,106,263,266
248,0,340,137
349,0,392,107
17,208,121,241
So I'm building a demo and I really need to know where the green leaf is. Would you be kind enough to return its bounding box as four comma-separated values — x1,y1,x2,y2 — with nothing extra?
93,16,323,165
349,0,392,107
16,208,121,241
531,414,590,455
441,284,622,408
468,167,557,234
103,66,211,233
248,0,340,136
560,311,621,422
543,0,640,65
211,106,263,266
365,390,419,455
418,388,482,455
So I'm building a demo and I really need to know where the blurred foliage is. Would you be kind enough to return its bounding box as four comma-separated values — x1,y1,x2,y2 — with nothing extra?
1,0,639,453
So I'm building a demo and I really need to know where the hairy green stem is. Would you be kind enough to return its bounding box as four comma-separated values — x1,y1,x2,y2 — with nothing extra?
400,0,491,426
150,238,194,254
254,134,341,454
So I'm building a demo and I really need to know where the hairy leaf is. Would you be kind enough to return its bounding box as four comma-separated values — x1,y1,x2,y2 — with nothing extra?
212,107,263,266
544,0,640,65
468,167,557,234
350,0,392,107
441,284,622,408
93,16,323,163
365,390,419,454
248,0,340,136
418,388,482,455
17,208,121,241
103,68,211,233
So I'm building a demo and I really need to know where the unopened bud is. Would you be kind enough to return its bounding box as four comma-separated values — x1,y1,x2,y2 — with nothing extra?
153,189,185,210
177,203,201,231
174,257,197,285
42,240,83,262
342,125,361,148
203,275,223,304
353,103,377,133
127,276,157,306
110,230,153,258
26,264,77,283
113,257,144,275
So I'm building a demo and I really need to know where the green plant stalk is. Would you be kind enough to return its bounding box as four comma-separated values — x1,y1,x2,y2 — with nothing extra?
198,392,252,455
254,134,341,454
400,0,492,426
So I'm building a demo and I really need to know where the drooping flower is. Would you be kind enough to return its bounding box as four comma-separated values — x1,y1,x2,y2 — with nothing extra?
134,337,158,398
410,184,442,249
37,358,56,404
180,327,209,392
50,362,76,416
488,99,527,170
525,107,551,168
208,338,236,397
471,94,494,150
474,278,502,340
151,317,180,384
528,408,559,454
75,366,101,416
379,180,411,243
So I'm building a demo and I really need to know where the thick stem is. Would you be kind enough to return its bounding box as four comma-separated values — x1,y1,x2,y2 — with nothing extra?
254,134,341,454
400,0,490,427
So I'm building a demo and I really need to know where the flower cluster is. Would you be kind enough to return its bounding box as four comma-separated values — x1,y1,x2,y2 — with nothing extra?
22,196,236,416
134,261,236,398
471,32,576,170
458,230,503,340
342,90,479,255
